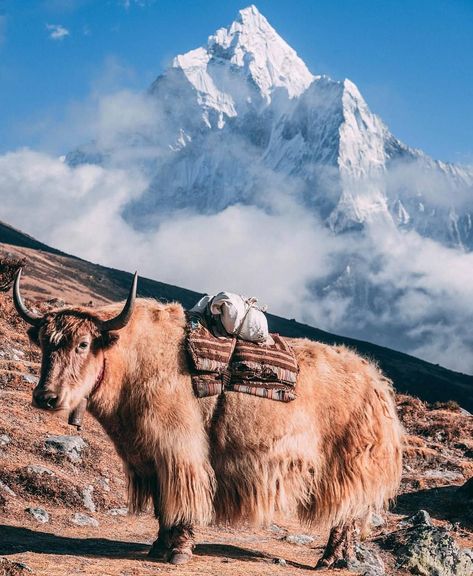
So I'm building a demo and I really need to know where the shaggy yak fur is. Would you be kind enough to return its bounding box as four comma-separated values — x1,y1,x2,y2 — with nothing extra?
26,298,403,568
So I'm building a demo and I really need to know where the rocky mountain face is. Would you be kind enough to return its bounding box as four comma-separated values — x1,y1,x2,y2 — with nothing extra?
68,5,473,247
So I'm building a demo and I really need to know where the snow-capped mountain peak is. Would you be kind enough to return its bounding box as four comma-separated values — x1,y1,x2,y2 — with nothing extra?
170,4,314,119
69,5,473,250
207,5,314,100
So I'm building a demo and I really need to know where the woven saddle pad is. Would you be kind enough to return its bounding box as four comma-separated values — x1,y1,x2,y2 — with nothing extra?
186,314,298,402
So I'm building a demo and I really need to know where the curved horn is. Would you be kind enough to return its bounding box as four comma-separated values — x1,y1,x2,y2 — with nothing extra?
99,272,138,332
13,268,43,326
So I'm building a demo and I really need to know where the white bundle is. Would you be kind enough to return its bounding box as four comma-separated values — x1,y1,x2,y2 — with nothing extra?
190,292,269,343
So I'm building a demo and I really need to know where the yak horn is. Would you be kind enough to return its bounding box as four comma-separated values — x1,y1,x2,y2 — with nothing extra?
13,268,43,326
99,272,138,332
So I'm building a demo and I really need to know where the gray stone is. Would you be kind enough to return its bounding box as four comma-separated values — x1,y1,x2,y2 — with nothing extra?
268,523,286,534
388,513,473,576
26,464,54,476
0,558,33,574
82,485,96,512
22,374,39,385
44,435,87,462
371,512,386,528
0,434,11,447
272,558,287,566
346,543,386,576
107,507,129,516
96,476,110,492
284,533,314,546
399,509,432,528
72,512,99,527
26,507,49,523
0,480,16,497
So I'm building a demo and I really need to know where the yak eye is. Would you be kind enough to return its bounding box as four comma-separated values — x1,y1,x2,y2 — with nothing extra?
77,341,89,351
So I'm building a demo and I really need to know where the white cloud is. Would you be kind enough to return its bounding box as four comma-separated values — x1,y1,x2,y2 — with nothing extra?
120,0,155,8
2,146,473,374
3,77,473,375
46,23,70,40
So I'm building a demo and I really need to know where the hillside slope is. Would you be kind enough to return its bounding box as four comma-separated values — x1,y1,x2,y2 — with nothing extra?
1,219,472,411
0,225,472,576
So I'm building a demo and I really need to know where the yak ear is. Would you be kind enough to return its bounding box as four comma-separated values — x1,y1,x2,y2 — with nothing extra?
100,331,120,349
27,326,40,346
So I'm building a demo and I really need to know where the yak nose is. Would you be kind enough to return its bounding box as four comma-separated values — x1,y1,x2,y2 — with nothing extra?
33,389,59,410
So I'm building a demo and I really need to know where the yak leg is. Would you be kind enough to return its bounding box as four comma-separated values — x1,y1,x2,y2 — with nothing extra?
148,524,171,559
316,521,357,570
166,523,195,565
148,494,194,564
148,523,195,564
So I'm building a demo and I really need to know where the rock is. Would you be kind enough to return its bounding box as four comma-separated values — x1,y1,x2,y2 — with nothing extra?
371,512,386,528
386,510,473,576
399,509,432,528
345,543,386,576
44,435,87,462
96,476,110,492
0,480,16,497
284,533,314,546
0,434,11,447
82,485,96,512
26,464,54,476
268,523,286,534
72,513,99,527
26,507,49,523
272,558,287,566
424,469,464,483
0,558,33,574
107,507,128,516
22,374,38,385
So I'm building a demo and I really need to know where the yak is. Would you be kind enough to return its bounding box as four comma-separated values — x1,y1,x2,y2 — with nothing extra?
13,270,403,569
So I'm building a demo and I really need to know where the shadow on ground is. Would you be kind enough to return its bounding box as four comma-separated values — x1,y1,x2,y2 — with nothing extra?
0,525,149,559
395,485,473,530
0,525,312,569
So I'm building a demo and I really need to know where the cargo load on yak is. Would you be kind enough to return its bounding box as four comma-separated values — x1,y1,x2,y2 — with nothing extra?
187,292,298,402
190,292,269,343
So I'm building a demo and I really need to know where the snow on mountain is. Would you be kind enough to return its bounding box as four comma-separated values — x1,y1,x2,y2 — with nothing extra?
67,4,473,247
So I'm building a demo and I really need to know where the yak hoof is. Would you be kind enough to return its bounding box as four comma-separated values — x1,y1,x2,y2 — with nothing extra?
169,551,193,565
315,556,349,570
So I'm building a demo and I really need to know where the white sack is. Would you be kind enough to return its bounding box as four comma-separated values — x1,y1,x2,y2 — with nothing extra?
209,292,269,343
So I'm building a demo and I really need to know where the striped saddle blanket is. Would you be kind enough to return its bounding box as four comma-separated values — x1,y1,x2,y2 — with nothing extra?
186,314,298,402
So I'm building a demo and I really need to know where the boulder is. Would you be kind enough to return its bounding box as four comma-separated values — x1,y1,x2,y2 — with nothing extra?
107,507,128,516
25,507,49,523
72,512,99,527
26,465,54,476
284,533,314,546
0,434,11,447
386,510,473,576
44,435,87,463
82,485,96,512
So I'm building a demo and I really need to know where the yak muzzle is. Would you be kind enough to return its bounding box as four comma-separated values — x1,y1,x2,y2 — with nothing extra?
33,388,60,410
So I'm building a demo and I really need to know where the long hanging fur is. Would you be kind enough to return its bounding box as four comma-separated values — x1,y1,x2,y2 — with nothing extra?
42,299,403,531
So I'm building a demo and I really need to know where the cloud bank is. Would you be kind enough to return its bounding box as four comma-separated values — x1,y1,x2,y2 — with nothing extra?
1,80,473,375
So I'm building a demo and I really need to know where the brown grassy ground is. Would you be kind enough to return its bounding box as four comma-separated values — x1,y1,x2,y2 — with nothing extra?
0,255,472,575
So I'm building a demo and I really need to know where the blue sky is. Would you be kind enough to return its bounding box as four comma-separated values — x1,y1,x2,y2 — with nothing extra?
1,0,472,163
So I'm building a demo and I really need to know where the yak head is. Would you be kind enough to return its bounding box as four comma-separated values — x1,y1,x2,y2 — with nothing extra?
12,269,137,413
